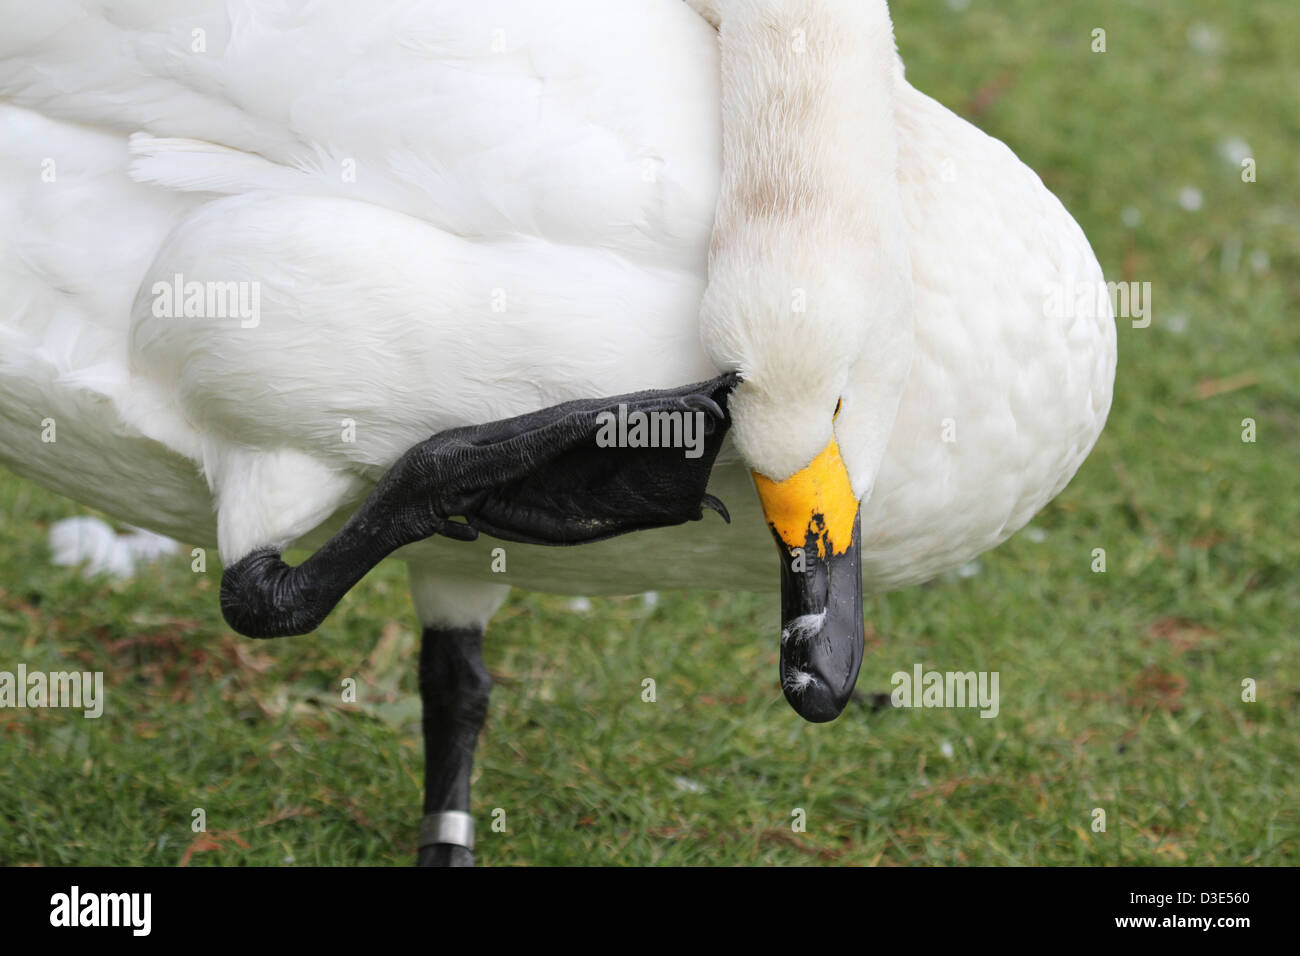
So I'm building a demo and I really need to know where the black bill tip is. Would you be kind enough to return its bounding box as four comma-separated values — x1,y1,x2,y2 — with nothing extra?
775,512,865,723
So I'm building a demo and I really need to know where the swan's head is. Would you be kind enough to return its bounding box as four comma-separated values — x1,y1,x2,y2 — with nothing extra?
701,234,913,723
690,0,912,721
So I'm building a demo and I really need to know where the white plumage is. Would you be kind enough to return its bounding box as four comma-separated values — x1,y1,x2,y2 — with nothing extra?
0,0,1115,624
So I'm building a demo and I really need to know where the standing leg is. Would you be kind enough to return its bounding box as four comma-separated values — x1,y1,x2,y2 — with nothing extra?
409,571,509,867
417,623,490,867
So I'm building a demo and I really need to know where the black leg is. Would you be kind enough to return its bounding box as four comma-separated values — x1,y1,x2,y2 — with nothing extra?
416,624,491,867
220,374,737,639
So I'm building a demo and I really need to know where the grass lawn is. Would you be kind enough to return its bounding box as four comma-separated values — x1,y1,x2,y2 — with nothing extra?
1,0,1297,865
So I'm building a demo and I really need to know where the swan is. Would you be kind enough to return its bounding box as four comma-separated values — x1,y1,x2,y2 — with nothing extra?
0,0,1116,865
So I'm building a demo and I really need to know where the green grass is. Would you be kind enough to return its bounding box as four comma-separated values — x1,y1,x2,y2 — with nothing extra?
2,0,1297,865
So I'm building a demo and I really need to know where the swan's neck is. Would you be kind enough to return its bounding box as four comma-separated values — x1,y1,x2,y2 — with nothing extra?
694,0,915,485
701,0,903,261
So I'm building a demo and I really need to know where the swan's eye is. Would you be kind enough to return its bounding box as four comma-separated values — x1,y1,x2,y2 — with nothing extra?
833,398,842,419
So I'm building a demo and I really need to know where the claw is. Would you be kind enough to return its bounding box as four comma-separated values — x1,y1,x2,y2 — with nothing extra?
701,493,731,524
684,394,725,420
439,518,480,542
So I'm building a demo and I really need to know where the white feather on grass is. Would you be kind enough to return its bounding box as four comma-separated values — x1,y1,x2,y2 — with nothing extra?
50,516,179,579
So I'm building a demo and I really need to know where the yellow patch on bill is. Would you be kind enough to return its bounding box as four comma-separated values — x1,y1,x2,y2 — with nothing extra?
752,439,858,558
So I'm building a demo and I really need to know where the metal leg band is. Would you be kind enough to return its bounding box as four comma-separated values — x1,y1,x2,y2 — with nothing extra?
419,811,475,851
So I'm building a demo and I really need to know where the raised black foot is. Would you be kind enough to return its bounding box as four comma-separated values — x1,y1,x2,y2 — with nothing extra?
221,374,738,639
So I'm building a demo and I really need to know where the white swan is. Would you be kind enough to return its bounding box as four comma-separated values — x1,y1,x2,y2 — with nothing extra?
0,0,1115,863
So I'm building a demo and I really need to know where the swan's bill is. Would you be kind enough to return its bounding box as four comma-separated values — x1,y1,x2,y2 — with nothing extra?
754,439,864,722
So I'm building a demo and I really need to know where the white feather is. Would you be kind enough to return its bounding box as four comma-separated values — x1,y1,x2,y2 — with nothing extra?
781,612,827,646
49,517,178,579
